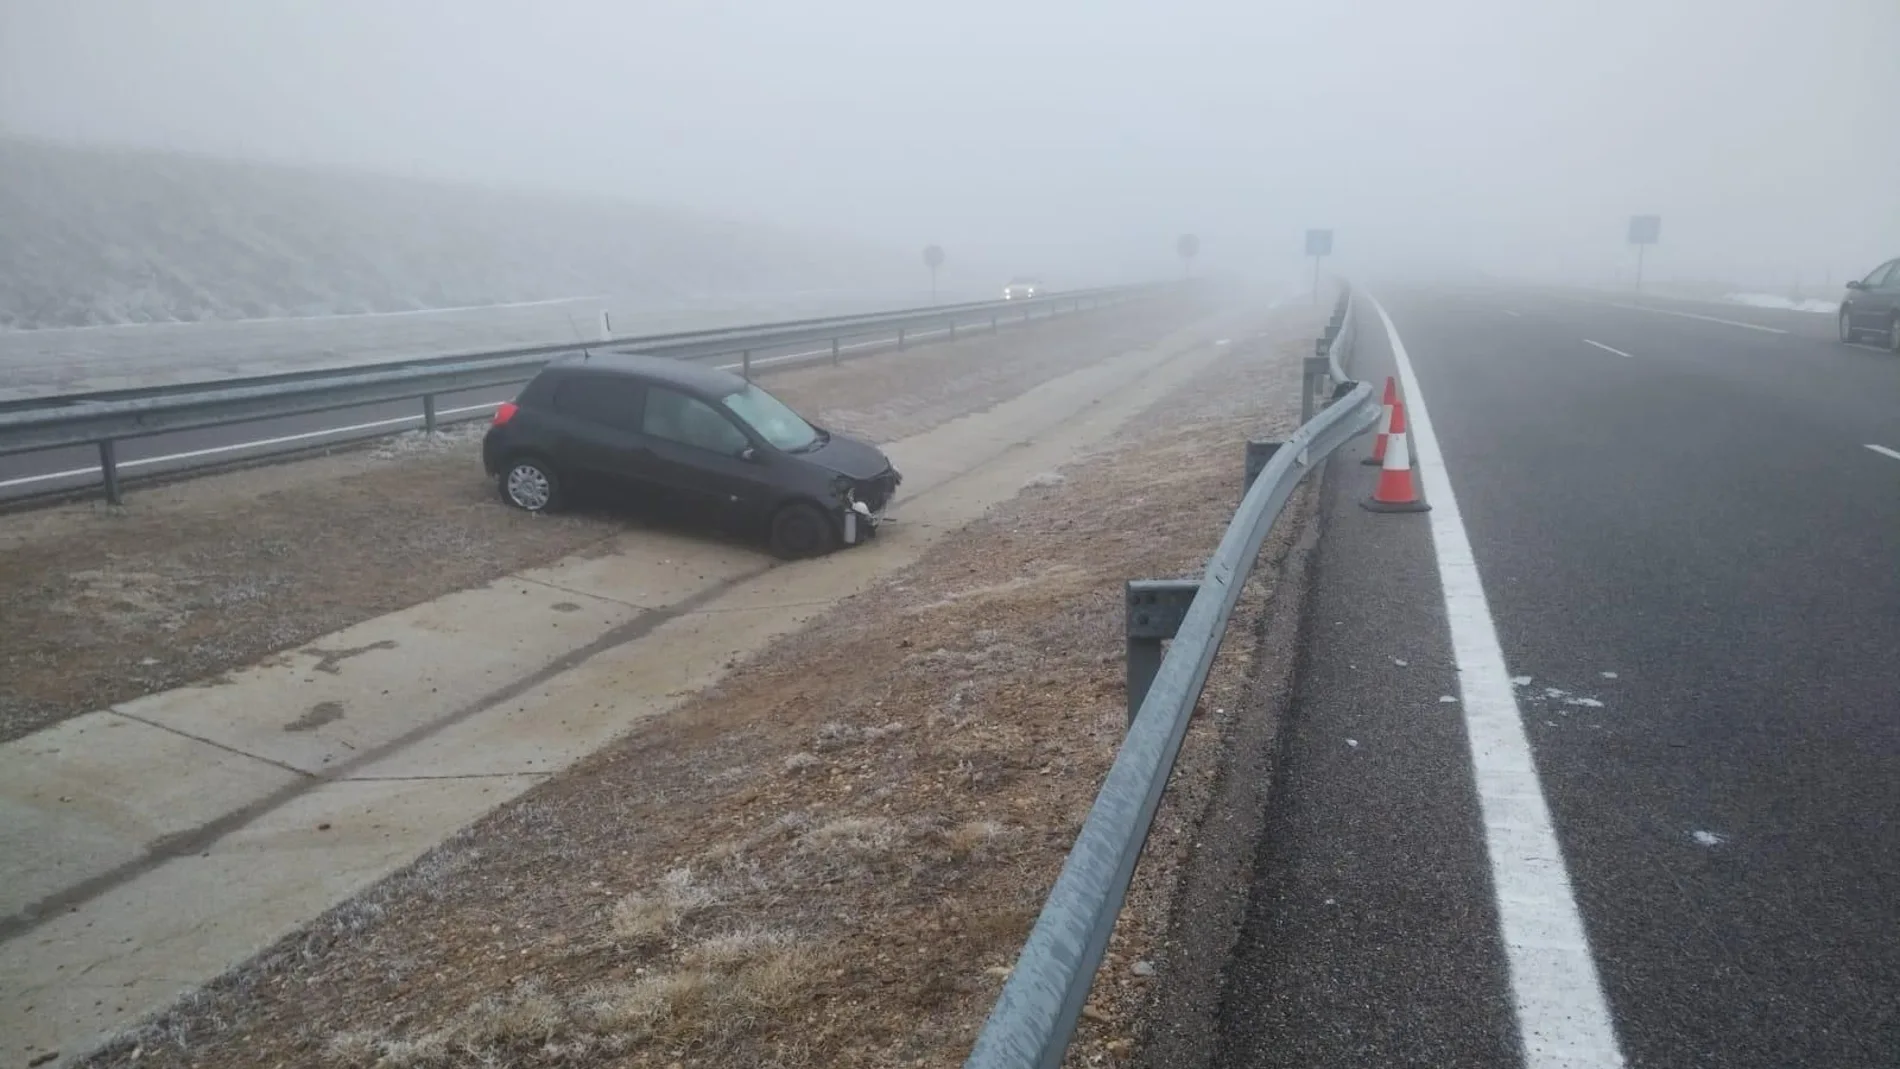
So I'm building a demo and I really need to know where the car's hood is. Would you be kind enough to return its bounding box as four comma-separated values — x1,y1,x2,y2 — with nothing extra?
799,431,893,480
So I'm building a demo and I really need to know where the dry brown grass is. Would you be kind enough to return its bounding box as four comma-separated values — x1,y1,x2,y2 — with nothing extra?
319,930,830,1067
944,820,1012,862
608,867,718,943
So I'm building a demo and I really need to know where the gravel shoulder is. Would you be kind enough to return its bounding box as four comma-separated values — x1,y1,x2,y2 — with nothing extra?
0,299,1197,744
73,303,1317,1069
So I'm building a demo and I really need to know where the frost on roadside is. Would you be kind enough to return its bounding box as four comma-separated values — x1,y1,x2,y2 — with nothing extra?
368,421,489,460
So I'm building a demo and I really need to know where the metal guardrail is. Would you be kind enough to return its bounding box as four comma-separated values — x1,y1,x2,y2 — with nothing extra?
1326,289,1355,384
0,287,1140,416
0,283,1164,503
963,286,1376,1069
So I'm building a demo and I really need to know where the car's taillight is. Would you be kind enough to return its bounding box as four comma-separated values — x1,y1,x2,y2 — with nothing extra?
491,402,518,426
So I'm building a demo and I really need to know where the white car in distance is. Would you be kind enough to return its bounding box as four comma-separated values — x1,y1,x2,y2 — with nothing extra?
1002,276,1042,300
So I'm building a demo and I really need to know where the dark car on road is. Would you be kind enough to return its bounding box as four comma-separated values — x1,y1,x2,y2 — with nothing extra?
1839,257,1900,351
482,353,901,559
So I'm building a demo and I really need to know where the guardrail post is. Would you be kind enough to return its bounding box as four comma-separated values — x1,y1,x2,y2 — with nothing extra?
1245,440,1281,494
98,440,123,505
949,319,957,341
742,349,752,380
831,338,840,365
898,328,906,352
423,394,438,434
1302,357,1328,424
991,315,998,332
1125,579,1200,725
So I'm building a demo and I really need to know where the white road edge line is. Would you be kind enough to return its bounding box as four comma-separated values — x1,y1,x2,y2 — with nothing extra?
1601,302,1787,334
1368,293,1628,1069
0,402,503,490
1582,339,1634,359
1504,310,1523,318
1866,444,1900,462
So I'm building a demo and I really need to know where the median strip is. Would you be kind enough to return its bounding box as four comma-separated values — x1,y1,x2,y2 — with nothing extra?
0,299,1253,1066
43,307,1307,1069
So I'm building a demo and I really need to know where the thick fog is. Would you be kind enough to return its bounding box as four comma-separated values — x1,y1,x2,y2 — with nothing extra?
4,0,1898,292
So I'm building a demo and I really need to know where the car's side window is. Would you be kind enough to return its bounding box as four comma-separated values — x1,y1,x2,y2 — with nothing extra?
644,387,750,456
551,376,644,430
1862,262,1898,289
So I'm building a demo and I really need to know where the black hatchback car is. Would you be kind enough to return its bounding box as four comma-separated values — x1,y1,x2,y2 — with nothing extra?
482,353,901,559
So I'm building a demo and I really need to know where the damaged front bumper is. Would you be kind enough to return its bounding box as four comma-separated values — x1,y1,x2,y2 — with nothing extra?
841,498,882,545
837,467,902,546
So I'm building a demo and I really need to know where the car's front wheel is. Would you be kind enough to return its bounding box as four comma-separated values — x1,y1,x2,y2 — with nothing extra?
1889,315,1900,354
767,500,839,560
500,456,562,513
1839,307,1857,343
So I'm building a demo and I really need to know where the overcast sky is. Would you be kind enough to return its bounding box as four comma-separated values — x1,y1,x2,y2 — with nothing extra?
4,0,1898,289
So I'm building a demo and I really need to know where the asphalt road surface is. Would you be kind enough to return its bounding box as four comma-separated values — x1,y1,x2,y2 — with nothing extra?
1213,286,1900,1068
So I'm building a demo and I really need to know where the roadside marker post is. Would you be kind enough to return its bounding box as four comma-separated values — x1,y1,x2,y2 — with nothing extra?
1306,228,1334,305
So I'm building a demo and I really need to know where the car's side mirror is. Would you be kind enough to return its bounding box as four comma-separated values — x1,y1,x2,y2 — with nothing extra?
1846,280,1866,290
740,446,759,462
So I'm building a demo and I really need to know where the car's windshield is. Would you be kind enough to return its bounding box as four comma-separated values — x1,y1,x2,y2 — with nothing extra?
720,383,821,452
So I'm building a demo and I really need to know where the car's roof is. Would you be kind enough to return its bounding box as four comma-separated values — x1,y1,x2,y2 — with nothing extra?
541,350,746,396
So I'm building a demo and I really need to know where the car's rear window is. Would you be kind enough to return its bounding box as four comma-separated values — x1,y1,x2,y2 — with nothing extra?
550,375,644,430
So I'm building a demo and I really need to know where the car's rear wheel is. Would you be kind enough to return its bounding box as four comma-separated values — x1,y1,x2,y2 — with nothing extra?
767,501,838,560
500,456,561,513
1839,307,1857,343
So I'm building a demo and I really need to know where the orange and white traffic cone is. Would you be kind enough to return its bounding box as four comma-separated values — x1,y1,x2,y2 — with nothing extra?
1361,376,1399,465
1361,396,1431,512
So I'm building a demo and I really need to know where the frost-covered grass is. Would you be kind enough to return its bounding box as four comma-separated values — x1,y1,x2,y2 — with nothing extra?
0,136,901,330
1722,292,1840,314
